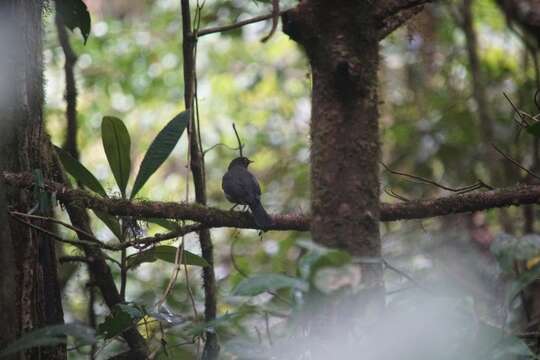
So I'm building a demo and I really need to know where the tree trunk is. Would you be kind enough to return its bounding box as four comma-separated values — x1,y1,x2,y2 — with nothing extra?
0,1,65,358
282,0,384,333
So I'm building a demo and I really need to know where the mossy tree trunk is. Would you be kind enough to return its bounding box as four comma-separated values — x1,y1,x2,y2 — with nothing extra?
0,1,65,359
283,1,383,287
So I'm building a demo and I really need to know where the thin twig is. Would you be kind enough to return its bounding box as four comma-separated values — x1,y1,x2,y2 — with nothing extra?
197,10,288,37
260,0,279,43
157,240,186,308
10,214,121,269
12,209,202,252
183,253,200,325
504,92,530,127
202,143,239,156
264,311,273,346
383,186,410,202
381,162,489,192
382,259,423,290
232,123,244,158
10,213,109,249
492,143,540,181
123,223,204,251
11,212,123,269
10,210,100,242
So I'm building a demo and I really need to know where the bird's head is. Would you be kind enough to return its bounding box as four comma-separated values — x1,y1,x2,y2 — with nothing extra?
228,156,253,170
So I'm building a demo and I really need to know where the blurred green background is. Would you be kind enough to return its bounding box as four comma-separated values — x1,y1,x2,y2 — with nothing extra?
42,0,540,358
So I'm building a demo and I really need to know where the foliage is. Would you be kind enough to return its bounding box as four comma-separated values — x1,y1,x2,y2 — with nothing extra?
37,0,540,358
101,116,132,198
0,324,95,357
131,111,188,199
98,303,146,339
55,0,91,44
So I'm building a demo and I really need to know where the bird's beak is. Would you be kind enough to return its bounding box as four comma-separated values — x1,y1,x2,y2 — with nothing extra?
248,159,254,164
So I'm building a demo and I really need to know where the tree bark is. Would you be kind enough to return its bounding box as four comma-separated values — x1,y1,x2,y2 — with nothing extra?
0,1,65,358
283,1,383,284
282,4,384,345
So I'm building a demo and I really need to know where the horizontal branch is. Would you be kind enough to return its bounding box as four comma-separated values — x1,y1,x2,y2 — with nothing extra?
4,172,540,231
378,4,426,40
197,1,433,40
375,0,433,21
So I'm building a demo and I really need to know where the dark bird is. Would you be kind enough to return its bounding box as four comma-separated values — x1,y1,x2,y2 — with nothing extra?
222,157,273,229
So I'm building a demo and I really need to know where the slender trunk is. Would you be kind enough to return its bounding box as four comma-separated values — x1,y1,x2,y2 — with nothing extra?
55,7,79,160
180,1,219,358
0,1,65,358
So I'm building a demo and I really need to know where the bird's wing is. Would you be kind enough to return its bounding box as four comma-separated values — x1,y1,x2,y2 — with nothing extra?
222,168,260,204
247,171,262,197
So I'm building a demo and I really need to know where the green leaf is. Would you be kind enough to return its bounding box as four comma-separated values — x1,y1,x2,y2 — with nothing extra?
296,240,352,281
506,263,540,305
130,111,188,199
0,324,95,357
527,122,540,137
98,304,145,339
232,273,308,296
146,218,180,232
93,210,122,239
55,145,108,197
55,0,91,44
127,245,209,269
101,116,131,198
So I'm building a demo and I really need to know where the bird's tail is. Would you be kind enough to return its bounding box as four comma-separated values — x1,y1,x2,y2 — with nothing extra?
249,200,273,230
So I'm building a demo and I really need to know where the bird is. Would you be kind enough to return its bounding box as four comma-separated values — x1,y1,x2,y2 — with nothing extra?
222,156,273,230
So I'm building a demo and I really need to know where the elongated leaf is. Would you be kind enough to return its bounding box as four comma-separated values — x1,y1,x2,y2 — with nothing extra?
506,263,540,305
0,324,95,357
101,116,131,198
130,111,188,199
55,145,107,197
232,273,308,296
127,245,209,269
297,240,352,281
55,0,91,44
93,210,122,239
